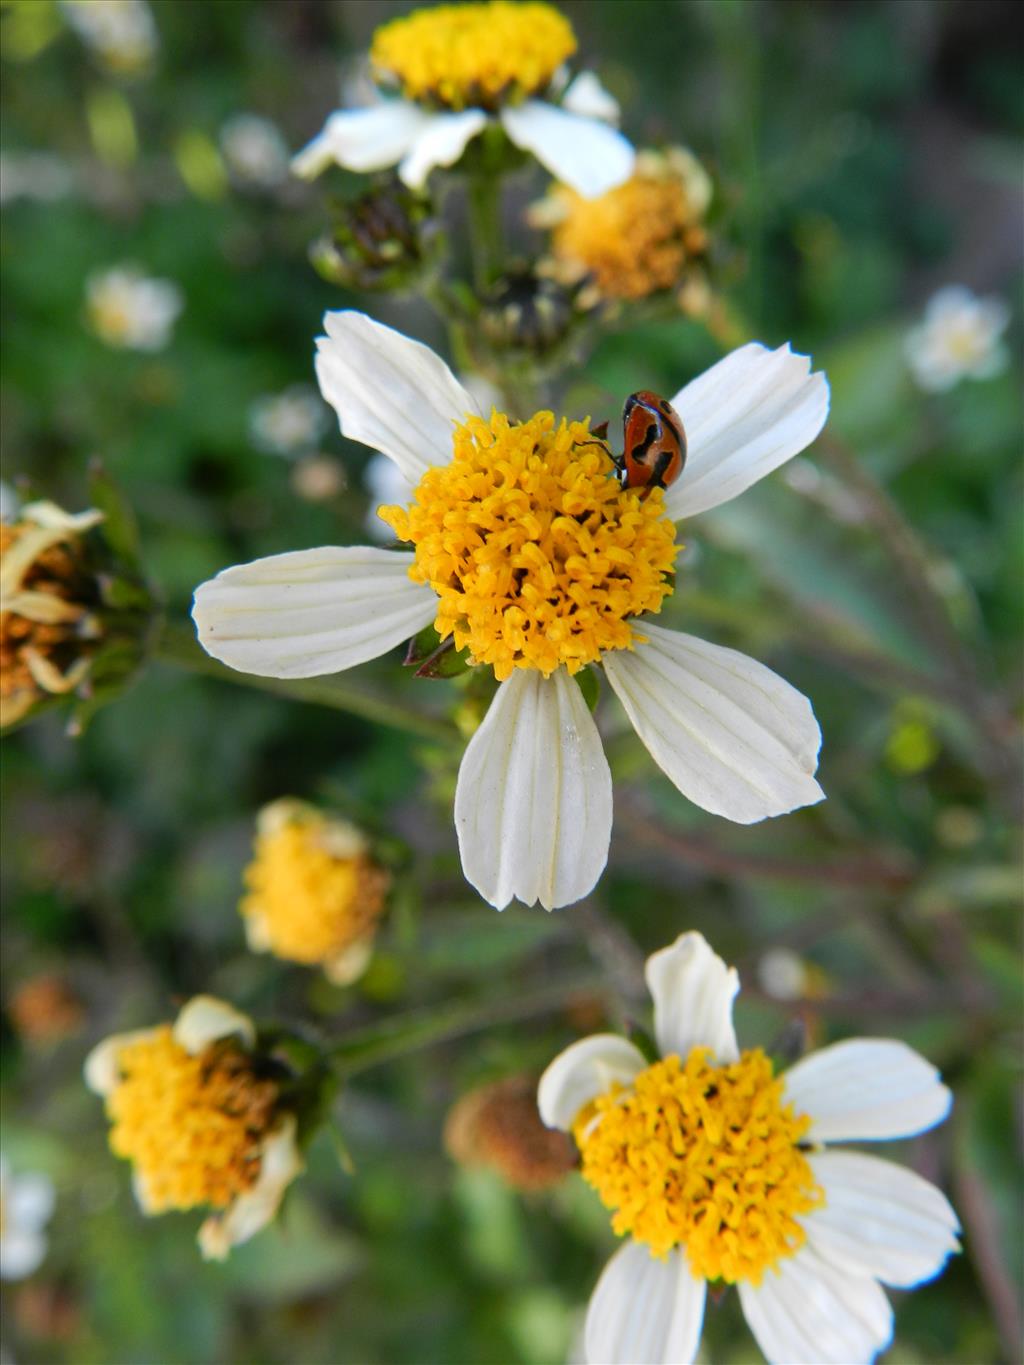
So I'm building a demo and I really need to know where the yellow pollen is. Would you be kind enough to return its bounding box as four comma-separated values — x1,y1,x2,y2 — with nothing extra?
546,150,710,301
380,410,678,680
240,811,388,968
574,1049,823,1285
105,1028,279,1213
370,2,576,110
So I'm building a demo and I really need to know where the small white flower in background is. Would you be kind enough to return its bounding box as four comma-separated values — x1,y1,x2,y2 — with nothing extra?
905,285,1010,393
60,0,157,74
219,114,290,190
293,0,634,198
757,946,811,1001
0,1158,55,1280
85,265,183,352
363,452,413,541
0,153,74,207
291,456,345,504
194,310,829,912
539,931,960,1365
249,385,331,459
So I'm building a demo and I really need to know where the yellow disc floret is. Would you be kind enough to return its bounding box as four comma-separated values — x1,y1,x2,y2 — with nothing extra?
380,411,678,680
370,2,576,110
574,1048,823,1284
105,1028,278,1212
240,803,389,970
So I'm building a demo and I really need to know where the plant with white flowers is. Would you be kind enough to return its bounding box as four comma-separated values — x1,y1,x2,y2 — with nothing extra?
905,285,1010,392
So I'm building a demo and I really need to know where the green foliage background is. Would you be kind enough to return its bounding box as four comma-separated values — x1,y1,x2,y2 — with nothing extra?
1,1,1021,1362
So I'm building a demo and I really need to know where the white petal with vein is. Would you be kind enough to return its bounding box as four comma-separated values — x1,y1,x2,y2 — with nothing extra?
584,1243,706,1365
398,110,487,189
663,343,829,520
806,1150,960,1287
291,102,427,179
782,1039,952,1142
192,546,437,679
454,668,613,910
537,1034,646,1131
173,996,255,1055
501,101,634,198
603,624,823,823
646,931,740,1063
316,311,481,481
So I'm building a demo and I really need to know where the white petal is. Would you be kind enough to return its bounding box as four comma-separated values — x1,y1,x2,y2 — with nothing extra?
173,996,255,1055
0,1230,47,1280
538,1034,646,1131
397,109,487,189
324,934,375,986
192,546,437,679
782,1039,952,1142
645,931,739,1063
20,501,104,533
453,669,613,910
584,1243,706,1365
291,102,427,179
738,1245,892,1365
603,625,823,824
500,101,634,198
83,1028,160,1096
806,1151,960,1288
315,311,482,481
8,1173,55,1230
198,1116,303,1260
663,343,829,521
560,71,620,124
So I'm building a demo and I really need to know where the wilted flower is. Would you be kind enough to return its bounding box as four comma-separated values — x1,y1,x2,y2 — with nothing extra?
85,996,304,1259
85,264,183,351
445,1073,577,1190
0,1160,55,1281
532,146,712,308
1,501,104,728
60,0,157,75
539,931,960,1364
219,113,290,189
249,385,330,458
8,973,85,1043
904,285,1010,392
293,1,633,198
194,312,828,911
310,176,438,292
240,799,390,984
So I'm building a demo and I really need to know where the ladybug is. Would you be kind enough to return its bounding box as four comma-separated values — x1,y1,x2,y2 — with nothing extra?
620,390,687,494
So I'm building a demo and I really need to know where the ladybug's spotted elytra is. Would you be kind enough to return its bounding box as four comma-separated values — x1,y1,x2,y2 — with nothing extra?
619,390,687,495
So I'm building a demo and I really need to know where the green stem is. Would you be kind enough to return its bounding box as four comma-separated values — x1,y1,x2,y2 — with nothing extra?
326,970,605,1079
466,170,503,294
156,620,457,744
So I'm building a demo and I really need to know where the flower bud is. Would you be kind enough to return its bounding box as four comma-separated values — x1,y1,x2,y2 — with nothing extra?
310,176,438,292
478,267,582,356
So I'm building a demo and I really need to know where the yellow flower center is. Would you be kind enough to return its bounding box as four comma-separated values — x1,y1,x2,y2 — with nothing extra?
370,1,576,110
380,410,678,681
574,1048,823,1284
240,813,388,968
105,1028,279,1212
546,151,710,301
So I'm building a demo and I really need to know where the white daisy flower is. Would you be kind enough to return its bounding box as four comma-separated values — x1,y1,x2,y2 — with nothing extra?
0,1159,55,1280
292,1,634,198
193,310,829,911
539,931,960,1365
220,113,290,190
85,996,303,1260
904,285,1010,393
60,0,157,74
249,385,331,458
85,264,183,352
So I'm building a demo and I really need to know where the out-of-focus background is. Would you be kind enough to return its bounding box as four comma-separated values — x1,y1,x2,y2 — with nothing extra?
1,1,1021,1362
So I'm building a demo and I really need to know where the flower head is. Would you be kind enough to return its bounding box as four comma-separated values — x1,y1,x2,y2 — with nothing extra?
219,113,290,189
60,0,157,75
0,1160,55,1281
240,798,389,983
445,1073,577,1190
293,2,633,198
85,264,183,351
85,996,303,1259
533,146,712,306
539,931,960,1364
193,312,829,911
249,385,330,459
904,285,1010,392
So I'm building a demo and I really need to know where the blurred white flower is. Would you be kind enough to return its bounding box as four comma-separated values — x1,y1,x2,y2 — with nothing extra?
363,451,413,540
0,153,74,207
757,946,811,1001
249,385,330,458
85,265,183,351
0,1159,55,1280
60,0,157,74
219,114,290,190
291,456,345,503
905,286,1010,393
0,481,19,522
